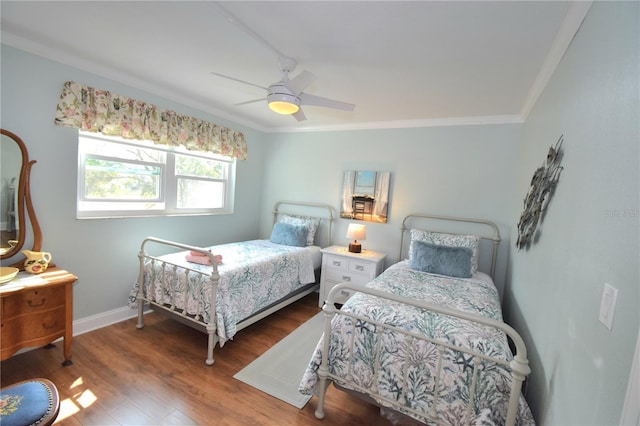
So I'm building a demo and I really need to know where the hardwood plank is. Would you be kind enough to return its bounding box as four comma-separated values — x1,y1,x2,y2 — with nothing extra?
1,293,390,425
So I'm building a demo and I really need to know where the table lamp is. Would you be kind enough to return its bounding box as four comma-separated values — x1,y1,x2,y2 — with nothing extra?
346,223,366,253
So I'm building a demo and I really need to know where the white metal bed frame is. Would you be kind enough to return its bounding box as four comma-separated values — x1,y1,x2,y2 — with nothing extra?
313,213,531,425
135,200,334,365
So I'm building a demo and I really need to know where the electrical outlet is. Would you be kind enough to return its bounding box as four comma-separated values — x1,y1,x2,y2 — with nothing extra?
598,283,618,331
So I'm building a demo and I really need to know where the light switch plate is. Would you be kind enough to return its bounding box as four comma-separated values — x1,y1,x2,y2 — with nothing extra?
598,283,618,331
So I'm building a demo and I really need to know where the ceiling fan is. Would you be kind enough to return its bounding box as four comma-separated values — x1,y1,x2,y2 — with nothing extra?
211,57,356,122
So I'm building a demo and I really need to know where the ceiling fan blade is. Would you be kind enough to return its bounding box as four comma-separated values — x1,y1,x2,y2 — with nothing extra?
234,98,265,106
292,108,307,122
300,93,355,111
286,70,316,95
213,3,287,60
211,72,268,91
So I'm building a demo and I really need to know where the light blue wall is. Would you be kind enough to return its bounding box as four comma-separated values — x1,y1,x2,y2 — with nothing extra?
0,45,266,319
258,125,522,298
505,2,639,425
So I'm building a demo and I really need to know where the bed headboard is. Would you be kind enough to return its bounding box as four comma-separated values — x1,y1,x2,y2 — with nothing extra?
400,213,501,278
272,200,335,248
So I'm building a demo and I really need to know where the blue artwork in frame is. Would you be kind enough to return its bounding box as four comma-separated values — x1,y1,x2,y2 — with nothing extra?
340,170,391,223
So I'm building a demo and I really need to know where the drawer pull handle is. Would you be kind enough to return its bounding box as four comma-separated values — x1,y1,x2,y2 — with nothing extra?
42,320,58,330
28,298,46,307
340,290,350,297
355,265,364,271
342,276,351,281
332,260,342,267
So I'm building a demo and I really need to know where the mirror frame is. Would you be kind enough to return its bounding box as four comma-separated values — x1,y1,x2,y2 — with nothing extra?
1,129,42,264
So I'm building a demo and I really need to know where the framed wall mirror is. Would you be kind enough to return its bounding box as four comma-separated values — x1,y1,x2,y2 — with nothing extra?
1,129,42,264
340,170,391,223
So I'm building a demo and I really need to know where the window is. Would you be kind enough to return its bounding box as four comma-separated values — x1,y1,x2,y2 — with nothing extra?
77,132,235,218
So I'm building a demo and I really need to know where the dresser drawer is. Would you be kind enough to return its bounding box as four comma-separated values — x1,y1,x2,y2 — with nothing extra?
1,286,66,319
1,306,66,345
325,269,371,286
325,254,348,271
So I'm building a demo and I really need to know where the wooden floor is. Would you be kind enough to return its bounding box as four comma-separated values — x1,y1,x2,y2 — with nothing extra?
1,293,391,425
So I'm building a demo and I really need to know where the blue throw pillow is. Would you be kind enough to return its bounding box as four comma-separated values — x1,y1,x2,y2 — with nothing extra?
409,240,473,278
270,222,309,247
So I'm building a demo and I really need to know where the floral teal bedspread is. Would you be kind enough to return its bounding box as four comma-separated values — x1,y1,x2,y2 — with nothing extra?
299,262,535,425
129,240,316,345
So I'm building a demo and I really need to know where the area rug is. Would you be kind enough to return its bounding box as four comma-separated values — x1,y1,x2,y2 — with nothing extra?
234,312,325,408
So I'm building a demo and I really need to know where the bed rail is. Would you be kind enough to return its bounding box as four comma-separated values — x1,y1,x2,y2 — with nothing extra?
314,283,530,426
400,213,501,278
136,236,220,365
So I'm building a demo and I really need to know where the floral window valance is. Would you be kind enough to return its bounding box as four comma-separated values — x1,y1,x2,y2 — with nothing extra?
54,81,247,160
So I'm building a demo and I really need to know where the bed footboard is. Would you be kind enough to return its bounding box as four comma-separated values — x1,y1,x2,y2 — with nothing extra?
315,283,531,425
136,236,220,365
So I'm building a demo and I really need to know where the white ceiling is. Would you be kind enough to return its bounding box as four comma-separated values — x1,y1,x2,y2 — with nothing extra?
1,1,589,133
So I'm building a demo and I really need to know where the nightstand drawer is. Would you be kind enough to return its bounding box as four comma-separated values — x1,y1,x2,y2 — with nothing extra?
348,260,375,275
325,255,348,271
325,269,371,286
330,286,356,305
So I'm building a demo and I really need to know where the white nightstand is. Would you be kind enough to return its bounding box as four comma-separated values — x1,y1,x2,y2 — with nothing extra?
318,245,387,307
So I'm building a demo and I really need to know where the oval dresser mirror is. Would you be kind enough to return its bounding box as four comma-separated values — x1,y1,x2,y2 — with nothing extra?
1,129,42,265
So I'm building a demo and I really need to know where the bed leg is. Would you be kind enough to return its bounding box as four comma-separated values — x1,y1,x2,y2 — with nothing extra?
205,325,216,366
314,374,329,419
136,300,144,329
315,308,334,419
136,246,146,330
506,354,530,425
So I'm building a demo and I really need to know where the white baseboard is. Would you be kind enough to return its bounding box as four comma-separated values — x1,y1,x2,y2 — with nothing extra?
13,305,149,357
73,305,149,336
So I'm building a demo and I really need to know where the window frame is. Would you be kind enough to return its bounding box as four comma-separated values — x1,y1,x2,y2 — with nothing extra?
77,132,236,219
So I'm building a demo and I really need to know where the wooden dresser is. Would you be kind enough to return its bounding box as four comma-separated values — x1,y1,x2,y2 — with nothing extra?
0,267,77,366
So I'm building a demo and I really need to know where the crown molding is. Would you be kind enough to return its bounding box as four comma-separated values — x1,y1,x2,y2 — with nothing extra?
268,114,525,134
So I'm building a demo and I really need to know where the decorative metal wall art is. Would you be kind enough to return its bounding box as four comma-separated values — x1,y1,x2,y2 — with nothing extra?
516,135,564,250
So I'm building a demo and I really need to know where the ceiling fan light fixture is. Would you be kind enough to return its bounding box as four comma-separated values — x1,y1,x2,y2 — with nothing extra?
268,100,300,114
267,83,300,114
267,94,300,114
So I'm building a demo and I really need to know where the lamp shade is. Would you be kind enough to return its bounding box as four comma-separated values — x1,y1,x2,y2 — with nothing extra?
346,224,366,253
346,224,366,241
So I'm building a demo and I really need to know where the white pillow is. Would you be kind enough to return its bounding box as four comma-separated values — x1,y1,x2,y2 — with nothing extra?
409,229,480,274
279,215,320,246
